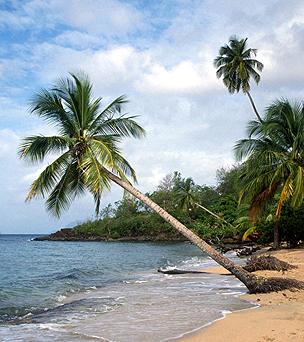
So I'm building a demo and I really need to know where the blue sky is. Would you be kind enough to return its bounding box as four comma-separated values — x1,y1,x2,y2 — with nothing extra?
0,0,303,233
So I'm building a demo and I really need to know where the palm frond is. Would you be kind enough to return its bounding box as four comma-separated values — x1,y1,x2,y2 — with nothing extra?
26,151,71,201
45,160,79,217
91,115,146,138
248,181,280,221
89,95,128,131
19,135,71,163
30,90,77,135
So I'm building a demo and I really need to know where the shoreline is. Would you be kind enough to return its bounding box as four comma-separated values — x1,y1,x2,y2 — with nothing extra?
178,248,304,342
168,304,259,342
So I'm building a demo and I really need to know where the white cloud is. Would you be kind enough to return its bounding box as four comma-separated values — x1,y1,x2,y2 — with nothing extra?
136,60,217,94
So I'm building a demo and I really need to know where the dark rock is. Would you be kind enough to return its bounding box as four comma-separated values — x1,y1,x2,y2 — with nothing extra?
236,245,260,257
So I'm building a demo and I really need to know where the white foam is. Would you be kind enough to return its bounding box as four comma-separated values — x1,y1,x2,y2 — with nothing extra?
56,295,66,302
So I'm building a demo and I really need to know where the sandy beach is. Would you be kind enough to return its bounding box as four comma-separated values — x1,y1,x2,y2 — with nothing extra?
180,248,304,342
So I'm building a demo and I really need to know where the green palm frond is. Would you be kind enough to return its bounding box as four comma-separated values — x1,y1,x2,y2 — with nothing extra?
30,90,77,135
91,115,146,138
19,136,71,163
20,72,145,217
236,99,304,221
45,160,80,217
26,151,71,201
89,95,128,131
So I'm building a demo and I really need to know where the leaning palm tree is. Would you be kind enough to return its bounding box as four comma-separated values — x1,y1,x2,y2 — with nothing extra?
19,73,303,293
175,177,232,226
235,99,304,249
214,36,264,122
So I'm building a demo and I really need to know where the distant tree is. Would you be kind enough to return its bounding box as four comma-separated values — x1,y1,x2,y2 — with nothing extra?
157,171,181,192
114,198,138,218
216,165,242,200
214,36,264,122
196,185,219,208
99,203,115,219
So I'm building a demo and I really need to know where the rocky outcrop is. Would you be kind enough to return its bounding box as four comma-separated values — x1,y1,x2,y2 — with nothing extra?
33,228,187,242
34,228,105,241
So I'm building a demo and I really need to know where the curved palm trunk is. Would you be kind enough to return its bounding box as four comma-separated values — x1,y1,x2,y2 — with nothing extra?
246,92,262,123
104,168,264,293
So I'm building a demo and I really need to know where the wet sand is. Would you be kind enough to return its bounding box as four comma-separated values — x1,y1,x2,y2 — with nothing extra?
180,248,304,342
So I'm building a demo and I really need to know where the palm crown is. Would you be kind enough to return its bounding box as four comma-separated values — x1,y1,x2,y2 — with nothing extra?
234,99,304,219
175,177,197,211
19,73,145,216
214,36,264,94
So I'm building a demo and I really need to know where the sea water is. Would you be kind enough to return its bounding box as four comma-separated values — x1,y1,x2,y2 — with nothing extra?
0,235,254,341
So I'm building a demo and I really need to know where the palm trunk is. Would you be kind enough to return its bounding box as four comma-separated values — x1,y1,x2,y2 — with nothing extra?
273,221,281,250
104,168,264,293
195,202,234,228
246,91,262,123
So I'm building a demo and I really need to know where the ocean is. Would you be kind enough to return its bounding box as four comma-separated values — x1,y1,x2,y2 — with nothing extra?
0,234,254,341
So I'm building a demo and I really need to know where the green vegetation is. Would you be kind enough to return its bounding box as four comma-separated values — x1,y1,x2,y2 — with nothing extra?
235,99,304,248
73,170,238,242
73,159,304,247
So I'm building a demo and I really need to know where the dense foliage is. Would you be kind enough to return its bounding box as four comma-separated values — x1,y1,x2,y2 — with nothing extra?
74,165,304,246
235,99,304,247
73,169,240,242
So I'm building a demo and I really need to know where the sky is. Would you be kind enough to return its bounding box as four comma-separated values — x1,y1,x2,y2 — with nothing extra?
0,0,303,234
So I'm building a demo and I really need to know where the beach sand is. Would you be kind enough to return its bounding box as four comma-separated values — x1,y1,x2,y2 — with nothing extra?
180,248,304,342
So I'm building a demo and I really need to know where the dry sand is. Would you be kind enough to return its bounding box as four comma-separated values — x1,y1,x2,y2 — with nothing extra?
180,248,304,342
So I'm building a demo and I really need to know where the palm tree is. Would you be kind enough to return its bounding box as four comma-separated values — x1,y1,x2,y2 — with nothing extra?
19,74,303,293
175,177,196,212
214,36,264,122
175,177,232,226
235,99,304,249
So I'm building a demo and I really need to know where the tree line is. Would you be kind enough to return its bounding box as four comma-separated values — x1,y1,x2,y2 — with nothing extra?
74,166,304,247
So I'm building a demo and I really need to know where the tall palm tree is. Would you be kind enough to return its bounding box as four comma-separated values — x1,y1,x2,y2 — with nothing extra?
19,74,302,293
214,36,264,122
235,99,304,248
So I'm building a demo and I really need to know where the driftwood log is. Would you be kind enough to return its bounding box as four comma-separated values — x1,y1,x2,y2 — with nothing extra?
157,269,232,276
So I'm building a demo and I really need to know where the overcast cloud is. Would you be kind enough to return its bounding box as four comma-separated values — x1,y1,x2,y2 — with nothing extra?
0,0,303,233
